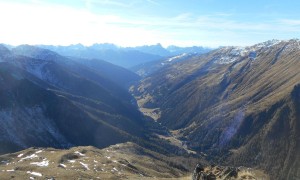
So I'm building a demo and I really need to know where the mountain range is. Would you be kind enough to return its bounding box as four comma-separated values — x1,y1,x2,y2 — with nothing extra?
0,39,300,179
35,43,212,68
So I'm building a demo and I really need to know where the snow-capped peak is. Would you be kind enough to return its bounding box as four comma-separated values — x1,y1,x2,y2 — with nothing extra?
215,39,286,64
254,39,281,49
215,47,248,64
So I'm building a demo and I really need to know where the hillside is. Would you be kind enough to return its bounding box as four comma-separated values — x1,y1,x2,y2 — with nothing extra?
0,142,199,180
0,45,186,158
0,61,140,154
133,39,300,179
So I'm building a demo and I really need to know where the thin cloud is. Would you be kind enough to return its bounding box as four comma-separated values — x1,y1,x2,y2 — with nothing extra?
173,13,193,21
279,19,300,26
85,0,133,8
146,0,160,6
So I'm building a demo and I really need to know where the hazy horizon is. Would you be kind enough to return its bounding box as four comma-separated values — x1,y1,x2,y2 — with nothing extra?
3,39,300,49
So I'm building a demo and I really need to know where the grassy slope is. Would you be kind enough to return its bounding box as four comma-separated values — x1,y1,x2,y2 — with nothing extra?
0,142,199,179
134,40,300,179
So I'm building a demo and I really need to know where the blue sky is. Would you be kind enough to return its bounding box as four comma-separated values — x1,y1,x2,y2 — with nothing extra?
0,0,300,47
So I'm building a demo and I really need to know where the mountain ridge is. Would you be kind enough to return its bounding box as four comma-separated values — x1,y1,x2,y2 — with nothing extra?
133,39,300,179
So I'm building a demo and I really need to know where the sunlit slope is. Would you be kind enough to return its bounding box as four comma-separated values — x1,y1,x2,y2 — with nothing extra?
0,142,196,179
134,39,300,179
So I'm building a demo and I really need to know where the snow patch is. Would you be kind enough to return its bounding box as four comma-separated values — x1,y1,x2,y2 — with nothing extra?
283,39,300,52
215,47,247,64
17,153,24,158
79,162,90,170
59,163,66,168
74,151,85,156
35,150,43,154
255,39,281,49
113,167,118,171
215,40,284,64
19,154,38,162
217,56,238,64
167,53,187,62
27,171,42,177
30,160,49,167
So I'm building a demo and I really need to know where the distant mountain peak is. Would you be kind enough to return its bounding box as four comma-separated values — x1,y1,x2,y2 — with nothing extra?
0,44,10,52
90,43,118,50
12,45,62,61
0,44,11,60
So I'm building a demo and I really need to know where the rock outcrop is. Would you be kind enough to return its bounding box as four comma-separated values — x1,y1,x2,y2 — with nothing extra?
192,163,269,180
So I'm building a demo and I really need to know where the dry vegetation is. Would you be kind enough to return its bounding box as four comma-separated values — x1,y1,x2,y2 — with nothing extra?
134,40,300,179
0,142,199,180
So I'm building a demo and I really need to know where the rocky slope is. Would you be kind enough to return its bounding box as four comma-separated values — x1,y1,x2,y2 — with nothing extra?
192,163,269,180
133,39,300,179
0,142,199,180
131,53,197,77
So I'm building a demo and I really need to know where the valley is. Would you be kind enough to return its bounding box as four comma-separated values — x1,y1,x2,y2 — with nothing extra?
132,39,300,179
0,39,299,179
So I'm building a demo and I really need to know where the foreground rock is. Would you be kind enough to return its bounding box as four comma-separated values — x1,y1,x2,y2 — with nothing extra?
192,163,269,180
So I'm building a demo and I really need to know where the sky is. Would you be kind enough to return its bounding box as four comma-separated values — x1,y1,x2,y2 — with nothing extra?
0,0,300,47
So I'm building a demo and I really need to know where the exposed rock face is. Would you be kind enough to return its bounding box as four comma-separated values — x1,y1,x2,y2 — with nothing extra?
192,163,269,180
192,163,205,180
